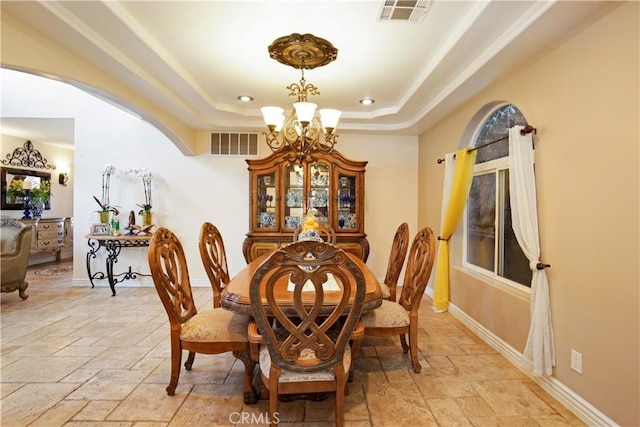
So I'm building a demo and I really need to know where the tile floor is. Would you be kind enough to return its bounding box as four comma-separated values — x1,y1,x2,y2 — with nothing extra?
1,260,585,426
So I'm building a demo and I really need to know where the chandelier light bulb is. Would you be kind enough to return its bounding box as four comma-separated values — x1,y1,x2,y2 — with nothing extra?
319,108,341,131
293,102,317,124
261,106,285,130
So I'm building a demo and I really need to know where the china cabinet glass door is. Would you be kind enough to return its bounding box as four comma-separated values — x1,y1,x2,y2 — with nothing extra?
256,172,277,229
284,163,304,230
309,161,330,223
337,173,357,230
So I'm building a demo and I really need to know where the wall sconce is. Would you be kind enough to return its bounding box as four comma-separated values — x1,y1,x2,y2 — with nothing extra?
59,172,69,187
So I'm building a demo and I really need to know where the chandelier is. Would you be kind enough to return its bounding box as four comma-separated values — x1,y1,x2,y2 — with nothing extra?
261,33,340,164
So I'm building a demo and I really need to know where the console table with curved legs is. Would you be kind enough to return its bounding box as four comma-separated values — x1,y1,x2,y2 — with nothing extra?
85,234,153,296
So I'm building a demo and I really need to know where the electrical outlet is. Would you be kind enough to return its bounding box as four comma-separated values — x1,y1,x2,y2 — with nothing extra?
571,349,583,374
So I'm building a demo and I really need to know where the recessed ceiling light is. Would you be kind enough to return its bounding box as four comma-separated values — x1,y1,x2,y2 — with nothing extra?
237,95,253,102
359,98,375,106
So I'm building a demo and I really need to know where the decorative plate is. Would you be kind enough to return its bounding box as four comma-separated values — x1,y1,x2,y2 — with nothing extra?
311,171,329,187
338,212,356,229
310,189,328,207
286,188,303,207
285,216,300,229
258,212,276,228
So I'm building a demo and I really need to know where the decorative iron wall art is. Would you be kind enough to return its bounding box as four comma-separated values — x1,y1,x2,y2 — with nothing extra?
1,140,56,170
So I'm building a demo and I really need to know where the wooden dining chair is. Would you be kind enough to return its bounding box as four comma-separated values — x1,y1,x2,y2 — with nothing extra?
379,222,410,302
198,221,230,308
248,240,366,426
148,227,257,403
293,221,337,244
360,226,436,373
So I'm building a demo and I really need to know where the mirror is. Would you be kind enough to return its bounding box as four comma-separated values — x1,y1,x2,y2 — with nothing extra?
1,167,52,210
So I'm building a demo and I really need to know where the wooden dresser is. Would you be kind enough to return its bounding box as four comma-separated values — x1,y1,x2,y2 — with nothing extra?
21,217,73,261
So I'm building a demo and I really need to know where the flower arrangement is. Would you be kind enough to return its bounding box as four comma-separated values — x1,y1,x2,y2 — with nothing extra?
6,178,52,204
31,180,52,204
92,195,119,213
100,164,116,207
131,168,152,214
6,179,25,198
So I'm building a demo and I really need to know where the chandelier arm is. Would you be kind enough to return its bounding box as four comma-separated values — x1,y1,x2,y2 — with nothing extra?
262,131,288,153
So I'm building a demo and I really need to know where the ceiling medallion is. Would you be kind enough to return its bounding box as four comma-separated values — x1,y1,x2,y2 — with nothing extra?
262,33,341,164
268,33,338,70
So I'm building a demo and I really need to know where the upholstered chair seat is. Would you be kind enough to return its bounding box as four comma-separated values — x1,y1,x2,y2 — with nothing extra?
180,309,249,343
361,299,410,328
379,283,391,299
259,346,352,383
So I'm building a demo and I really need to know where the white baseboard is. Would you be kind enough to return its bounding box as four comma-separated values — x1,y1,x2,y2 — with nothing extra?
447,303,617,427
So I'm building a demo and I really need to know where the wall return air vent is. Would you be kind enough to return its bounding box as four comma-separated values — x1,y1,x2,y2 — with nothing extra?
210,132,259,156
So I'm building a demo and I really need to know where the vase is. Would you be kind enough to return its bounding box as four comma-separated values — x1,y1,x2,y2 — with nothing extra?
99,211,110,224
31,201,45,219
141,211,153,227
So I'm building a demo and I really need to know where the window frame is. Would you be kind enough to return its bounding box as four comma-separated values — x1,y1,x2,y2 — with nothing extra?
461,104,532,294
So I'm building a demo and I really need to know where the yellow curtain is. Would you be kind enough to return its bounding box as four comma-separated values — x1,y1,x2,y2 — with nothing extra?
433,148,477,312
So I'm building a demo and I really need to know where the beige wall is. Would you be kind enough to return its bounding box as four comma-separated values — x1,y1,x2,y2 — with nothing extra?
2,70,418,288
418,2,639,425
2,1,638,425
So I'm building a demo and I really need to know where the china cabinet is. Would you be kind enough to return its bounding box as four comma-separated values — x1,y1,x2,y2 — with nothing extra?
243,149,368,263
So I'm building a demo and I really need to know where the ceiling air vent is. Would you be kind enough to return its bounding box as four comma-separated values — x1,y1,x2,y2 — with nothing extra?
378,0,432,23
210,132,259,157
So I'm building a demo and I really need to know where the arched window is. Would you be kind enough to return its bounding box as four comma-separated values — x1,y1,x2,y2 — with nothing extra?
464,103,532,288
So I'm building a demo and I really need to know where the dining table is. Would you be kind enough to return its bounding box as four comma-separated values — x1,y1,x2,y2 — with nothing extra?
220,251,383,316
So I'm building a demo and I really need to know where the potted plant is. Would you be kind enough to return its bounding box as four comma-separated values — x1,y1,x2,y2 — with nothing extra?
93,195,118,224
135,168,153,226
30,180,52,218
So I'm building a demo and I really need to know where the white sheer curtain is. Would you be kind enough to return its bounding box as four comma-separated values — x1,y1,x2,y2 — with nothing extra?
509,125,555,376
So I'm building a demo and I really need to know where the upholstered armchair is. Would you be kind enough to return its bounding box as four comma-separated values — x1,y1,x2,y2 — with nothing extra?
1,218,33,299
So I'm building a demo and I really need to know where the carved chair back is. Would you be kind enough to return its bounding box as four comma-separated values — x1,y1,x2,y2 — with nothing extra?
199,222,230,308
383,222,410,302
149,227,197,327
250,240,365,375
398,226,436,315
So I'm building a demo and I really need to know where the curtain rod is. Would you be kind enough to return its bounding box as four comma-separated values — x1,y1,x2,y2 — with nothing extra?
437,125,536,164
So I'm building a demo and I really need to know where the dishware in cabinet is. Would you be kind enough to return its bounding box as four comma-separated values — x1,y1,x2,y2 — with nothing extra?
244,148,369,263
254,170,277,230
284,162,304,231
336,173,358,230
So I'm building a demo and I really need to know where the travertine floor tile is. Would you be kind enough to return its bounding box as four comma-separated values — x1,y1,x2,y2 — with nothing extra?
473,379,557,416
427,397,474,426
1,355,91,382
73,400,121,421
107,383,186,422
169,384,245,426
0,383,79,426
0,261,586,427
30,399,88,427
67,369,151,400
